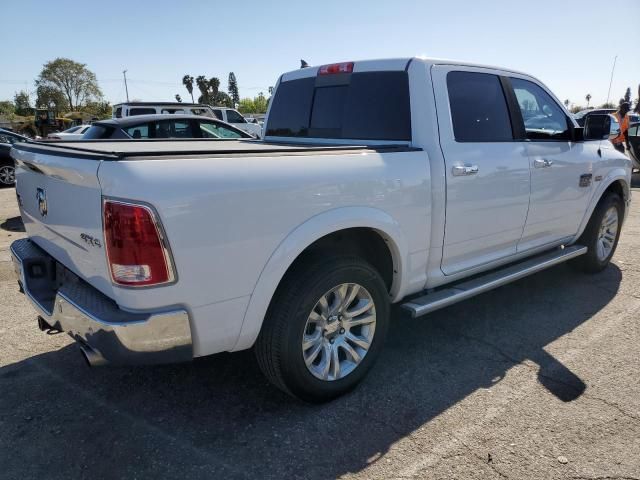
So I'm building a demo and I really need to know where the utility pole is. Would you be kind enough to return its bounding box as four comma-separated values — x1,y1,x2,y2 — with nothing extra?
123,69,130,102
606,55,617,106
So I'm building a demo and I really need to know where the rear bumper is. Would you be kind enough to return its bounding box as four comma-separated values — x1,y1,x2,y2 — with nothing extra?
11,238,193,365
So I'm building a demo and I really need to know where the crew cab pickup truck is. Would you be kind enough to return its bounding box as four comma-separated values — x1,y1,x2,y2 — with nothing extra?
10,58,632,402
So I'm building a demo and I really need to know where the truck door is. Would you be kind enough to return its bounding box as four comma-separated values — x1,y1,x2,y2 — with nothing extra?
628,122,640,168
432,66,531,276
506,76,595,251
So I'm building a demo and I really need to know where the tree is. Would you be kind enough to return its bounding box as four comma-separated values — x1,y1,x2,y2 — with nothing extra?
14,91,31,116
195,76,225,105
624,87,631,104
585,94,591,108
0,101,15,117
35,58,102,111
254,92,268,113
216,91,233,108
564,99,570,108
228,72,240,107
182,75,194,102
82,101,112,119
208,77,220,101
635,84,640,114
36,84,68,112
175,94,182,103
195,75,209,103
238,97,255,114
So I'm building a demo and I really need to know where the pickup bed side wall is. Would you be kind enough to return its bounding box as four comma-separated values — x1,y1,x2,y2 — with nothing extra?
98,150,431,356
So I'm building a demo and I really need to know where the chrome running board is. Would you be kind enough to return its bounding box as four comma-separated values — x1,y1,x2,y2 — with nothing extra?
402,245,587,318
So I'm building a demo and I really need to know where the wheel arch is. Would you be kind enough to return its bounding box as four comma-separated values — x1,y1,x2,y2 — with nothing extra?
231,207,409,351
573,173,630,243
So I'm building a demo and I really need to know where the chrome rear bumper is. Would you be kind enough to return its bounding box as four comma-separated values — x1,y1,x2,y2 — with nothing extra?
11,238,193,365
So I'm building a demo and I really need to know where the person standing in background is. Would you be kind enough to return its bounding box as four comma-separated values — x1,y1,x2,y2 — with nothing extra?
611,102,631,154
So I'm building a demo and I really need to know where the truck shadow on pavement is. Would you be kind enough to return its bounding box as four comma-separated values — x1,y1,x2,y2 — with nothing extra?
0,263,621,479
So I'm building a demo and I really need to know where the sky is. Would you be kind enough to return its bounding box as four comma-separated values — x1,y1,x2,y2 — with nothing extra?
1,0,639,110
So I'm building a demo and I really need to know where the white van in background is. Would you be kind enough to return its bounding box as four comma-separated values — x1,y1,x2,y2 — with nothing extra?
112,102,262,138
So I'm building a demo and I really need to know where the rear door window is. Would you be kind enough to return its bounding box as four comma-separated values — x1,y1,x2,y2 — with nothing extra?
446,71,513,142
212,109,223,120
154,120,195,138
125,123,151,139
129,108,157,116
199,121,245,138
83,125,115,139
265,71,411,140
225,110,246,123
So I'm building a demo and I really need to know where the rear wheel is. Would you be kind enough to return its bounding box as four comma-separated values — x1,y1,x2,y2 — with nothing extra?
571,192,623,273
255,255,390,402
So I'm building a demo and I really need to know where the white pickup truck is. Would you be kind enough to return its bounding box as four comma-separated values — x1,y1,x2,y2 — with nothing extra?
11,58,631,402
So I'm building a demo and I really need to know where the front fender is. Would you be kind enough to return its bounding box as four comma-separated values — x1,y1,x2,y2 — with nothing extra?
572,169,630,243
231,206,409,351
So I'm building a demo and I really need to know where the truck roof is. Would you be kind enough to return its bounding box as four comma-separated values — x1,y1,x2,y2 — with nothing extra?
280,57,533,82
112,102,236,110
113,102,211,107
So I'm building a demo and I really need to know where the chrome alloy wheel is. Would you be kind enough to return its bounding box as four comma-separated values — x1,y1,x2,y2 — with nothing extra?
596,206,619,261
0,165,15,185
302,283,376,381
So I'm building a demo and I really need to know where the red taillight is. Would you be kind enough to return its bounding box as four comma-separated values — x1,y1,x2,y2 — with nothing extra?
103,200,174,286
317,62,354,76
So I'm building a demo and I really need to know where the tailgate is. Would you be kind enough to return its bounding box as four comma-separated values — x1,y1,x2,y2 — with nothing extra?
12,144,114,298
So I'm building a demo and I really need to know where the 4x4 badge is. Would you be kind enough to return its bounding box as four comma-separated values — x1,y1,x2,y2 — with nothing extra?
579,174,592,188
36,188,47,217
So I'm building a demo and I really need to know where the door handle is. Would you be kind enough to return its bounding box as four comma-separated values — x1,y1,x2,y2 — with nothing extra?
452,164,479,176
534,158,553,168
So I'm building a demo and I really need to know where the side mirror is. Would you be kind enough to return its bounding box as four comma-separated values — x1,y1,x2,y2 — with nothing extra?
584,114,619,141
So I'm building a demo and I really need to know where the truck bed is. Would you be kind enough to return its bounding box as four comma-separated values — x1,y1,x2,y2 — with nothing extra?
14,139,417,160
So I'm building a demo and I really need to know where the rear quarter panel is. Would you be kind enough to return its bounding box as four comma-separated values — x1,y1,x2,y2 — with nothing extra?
98,150,430,355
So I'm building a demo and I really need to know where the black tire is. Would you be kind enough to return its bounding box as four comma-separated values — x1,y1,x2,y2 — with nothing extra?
0,162,15,188
571,192,623,273
255,255,390,402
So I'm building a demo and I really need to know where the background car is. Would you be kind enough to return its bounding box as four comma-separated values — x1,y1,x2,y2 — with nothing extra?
47,124,92,140
82,114,252,140
0,128,29,187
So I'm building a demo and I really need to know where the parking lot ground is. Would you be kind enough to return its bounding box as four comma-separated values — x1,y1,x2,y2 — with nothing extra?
1,179,640,480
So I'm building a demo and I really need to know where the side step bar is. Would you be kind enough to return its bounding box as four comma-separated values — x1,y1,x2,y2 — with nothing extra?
402,245,587,318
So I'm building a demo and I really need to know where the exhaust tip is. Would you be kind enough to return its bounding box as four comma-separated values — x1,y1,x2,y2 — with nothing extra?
79,344,108,367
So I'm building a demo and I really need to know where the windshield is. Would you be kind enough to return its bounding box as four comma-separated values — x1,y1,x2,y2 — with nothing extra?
265,71,411,140
63,126,81,133
0,131,27,144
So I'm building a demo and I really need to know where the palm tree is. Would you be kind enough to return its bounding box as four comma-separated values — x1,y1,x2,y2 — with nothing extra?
585,94,592,108
175,94,182,103
182,75,194,103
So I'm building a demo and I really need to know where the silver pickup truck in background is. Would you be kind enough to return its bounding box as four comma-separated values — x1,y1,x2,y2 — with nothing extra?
11,58,631,401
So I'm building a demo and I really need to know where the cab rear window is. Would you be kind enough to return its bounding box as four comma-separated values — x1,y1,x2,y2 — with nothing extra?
266,71,411,141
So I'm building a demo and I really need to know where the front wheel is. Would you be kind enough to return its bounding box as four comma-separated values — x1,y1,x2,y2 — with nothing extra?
255,255,390,402
571,192,623,273
0,163,15,187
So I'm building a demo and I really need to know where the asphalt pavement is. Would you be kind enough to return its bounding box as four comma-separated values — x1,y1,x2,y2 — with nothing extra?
1,179,639,480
